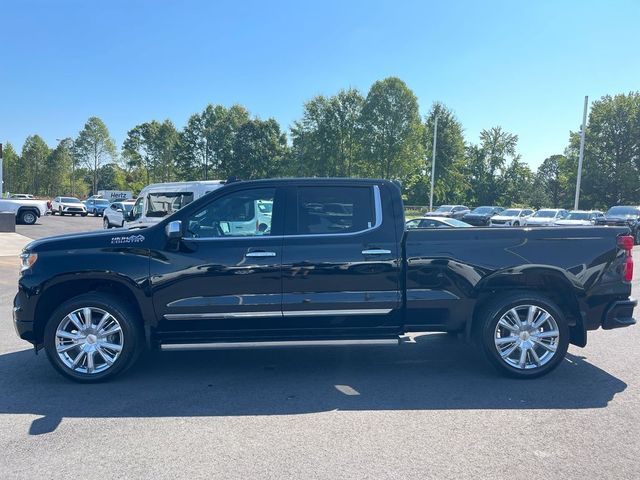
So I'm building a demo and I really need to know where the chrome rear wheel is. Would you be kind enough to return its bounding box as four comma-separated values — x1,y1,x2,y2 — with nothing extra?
494,305,559,370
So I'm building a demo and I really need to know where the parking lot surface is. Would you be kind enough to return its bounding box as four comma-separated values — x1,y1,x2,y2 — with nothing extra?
1,216,639,479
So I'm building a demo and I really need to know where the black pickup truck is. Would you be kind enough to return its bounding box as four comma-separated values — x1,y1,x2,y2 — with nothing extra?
13,178,636,382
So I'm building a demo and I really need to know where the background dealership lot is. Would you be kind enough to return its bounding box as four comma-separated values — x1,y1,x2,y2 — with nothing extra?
0,216,638,479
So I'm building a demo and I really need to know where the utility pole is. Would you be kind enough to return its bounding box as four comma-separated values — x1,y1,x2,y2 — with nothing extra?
429,116,439,211
574,96,589,210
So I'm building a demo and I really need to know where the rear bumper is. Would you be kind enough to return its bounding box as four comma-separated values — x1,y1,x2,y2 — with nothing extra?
602,299,637,330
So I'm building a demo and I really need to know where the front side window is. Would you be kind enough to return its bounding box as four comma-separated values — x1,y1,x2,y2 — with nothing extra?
185,188,276,238
296,186,374,235
146,192,194,218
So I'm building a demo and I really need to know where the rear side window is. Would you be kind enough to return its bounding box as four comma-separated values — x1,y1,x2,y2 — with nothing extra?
296,186,374,235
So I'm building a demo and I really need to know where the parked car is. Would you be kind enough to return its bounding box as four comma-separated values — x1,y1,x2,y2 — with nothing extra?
125,180,225,229
426,205,470,219
103,200,136,229
596,206,640,244
554,210,605,226
85,198,111,216
10,194,34,199
489,208,535,227
14,178,636,382
462,206,505,226
0,198,48,225
52,196,88,216
523,209,568,226
405,217,472,229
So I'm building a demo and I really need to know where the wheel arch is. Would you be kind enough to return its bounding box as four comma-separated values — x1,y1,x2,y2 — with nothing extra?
469,266,586,346
33,275,149,346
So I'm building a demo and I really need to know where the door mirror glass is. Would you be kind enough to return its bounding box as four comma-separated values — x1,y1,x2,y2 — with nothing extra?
166,220,182,239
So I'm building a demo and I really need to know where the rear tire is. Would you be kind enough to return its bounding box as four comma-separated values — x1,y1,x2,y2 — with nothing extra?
19,210,38,225
44,293,143,383
513,221,520,227
477,291,569,378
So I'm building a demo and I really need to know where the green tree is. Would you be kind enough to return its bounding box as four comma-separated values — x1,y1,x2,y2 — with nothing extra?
290,88,365,177
1,142,20,195
360,77,424,181
535,154,574,207
466,127,520,205
73,117,116,195
42,139,73,196
21,135,51,195
176,104,250,180
420,102,467,205
230,118,288,179
567,92,640,208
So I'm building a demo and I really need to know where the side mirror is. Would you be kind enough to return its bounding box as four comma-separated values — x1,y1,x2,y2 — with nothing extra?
166,220,182,240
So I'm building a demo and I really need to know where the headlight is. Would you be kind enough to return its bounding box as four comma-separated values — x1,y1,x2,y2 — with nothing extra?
20,252,38,272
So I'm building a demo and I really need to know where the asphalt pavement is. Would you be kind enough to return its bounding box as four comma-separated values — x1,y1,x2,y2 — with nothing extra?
1,216,639,479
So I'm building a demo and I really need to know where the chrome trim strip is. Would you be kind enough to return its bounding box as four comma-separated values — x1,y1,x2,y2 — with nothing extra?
182,184,384,241
161,338,399,350
164,308,393,320
164,312,283,320
361,249,392,255
283,308,392,317
245,251,277,257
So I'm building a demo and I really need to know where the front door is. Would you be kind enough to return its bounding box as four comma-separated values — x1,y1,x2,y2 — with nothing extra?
280,183,402,336
150,186,285,337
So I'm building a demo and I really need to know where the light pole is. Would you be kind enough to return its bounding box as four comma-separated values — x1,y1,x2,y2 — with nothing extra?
0,143,4,197
429,116,439,211
574,96,589,210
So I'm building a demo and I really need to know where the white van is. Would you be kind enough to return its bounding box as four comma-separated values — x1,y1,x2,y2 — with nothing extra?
125,180,226,228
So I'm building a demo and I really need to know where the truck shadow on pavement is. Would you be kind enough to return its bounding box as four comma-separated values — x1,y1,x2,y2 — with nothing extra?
0,333,627,435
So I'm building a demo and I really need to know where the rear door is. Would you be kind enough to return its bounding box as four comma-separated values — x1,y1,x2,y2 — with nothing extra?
280,183,402,335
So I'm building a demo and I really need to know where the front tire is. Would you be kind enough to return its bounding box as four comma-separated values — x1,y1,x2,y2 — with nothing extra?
103,216,111,229
478,292,569,378
44,293,143,382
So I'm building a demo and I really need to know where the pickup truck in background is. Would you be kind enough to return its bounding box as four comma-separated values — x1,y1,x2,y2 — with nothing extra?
13,178,636,382
0,198,48,225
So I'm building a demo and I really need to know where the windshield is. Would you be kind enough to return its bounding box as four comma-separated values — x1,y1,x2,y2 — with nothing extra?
146,192,194,217
95,200,110,206
565,212,590,220
500,209,521,217
471,207,493,214
607,206,639,216
446,219,473,227
435,205,454,212
533,210,557,218
123,203,134,212
61,197,81,203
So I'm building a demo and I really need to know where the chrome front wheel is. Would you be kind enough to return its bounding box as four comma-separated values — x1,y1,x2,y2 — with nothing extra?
44,293,142,382
55,307,124,375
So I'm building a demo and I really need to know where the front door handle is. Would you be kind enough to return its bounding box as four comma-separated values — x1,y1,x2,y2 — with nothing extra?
246,251,277,258
361,249,392,255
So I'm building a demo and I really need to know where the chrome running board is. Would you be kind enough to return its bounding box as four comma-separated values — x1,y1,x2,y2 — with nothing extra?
160,338,399,351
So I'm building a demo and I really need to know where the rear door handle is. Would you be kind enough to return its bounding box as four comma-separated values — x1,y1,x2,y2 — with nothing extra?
246,251,277,258
361,249,392,255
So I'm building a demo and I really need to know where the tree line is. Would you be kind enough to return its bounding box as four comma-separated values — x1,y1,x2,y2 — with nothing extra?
2,77,639,209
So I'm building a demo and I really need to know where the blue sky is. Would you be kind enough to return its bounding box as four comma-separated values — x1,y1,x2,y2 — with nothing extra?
2,0,639,168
